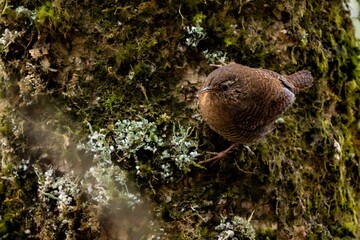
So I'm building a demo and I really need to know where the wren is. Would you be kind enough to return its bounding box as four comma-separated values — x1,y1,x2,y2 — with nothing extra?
198,63,314,163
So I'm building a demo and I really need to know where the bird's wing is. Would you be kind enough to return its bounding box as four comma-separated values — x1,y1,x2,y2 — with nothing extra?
259,69,295,92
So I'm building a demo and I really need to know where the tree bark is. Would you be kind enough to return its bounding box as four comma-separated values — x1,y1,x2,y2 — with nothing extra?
0,0,359,239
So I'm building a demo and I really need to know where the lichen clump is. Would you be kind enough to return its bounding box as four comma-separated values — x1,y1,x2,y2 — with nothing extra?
215,216,256,240
80,118,200,183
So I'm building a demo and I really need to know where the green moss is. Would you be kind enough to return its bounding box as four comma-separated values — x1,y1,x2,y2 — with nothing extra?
0,162,38,239
256,226,277,240
0,0,359,238
34,1,72,37
0,115,11,136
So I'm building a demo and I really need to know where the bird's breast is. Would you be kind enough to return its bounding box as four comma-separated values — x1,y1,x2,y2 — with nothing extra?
199,91,238,139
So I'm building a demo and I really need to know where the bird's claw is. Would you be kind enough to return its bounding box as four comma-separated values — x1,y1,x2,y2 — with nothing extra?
199,143,237,165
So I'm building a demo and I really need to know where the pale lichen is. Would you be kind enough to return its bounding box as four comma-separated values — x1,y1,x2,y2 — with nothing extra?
215,216,256,240
77,122,141,207
80,118,200,183
185,20,206,47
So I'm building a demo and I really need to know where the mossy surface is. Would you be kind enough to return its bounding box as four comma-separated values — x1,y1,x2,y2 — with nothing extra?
0,0,359,239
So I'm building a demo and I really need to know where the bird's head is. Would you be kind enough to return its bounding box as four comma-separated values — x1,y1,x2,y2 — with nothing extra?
197,77,242,101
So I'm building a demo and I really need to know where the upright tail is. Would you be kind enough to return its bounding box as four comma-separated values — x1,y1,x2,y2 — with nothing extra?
286,70,314,93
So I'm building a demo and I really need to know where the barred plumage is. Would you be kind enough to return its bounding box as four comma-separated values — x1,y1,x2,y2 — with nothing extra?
198,63,313,163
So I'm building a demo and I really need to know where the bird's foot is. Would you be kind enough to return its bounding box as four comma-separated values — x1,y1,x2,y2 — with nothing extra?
199,143,237,165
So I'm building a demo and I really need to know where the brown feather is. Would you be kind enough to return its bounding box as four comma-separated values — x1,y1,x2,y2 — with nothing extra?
198,63,314,144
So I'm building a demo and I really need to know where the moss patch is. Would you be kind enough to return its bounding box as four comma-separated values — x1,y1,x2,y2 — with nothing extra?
0,0,359,239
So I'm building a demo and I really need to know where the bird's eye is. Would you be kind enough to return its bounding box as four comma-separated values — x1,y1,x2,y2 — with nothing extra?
220,84,230,91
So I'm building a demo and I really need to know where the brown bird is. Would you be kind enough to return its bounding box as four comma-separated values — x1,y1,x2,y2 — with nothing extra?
198,63,313,164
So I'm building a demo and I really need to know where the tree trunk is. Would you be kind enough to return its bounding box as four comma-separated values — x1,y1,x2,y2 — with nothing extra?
0,0,359,239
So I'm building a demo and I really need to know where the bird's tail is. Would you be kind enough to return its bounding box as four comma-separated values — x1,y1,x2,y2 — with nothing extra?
286,70,314,93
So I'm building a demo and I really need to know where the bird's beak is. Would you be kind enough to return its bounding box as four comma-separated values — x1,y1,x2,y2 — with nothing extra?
197,86,211,95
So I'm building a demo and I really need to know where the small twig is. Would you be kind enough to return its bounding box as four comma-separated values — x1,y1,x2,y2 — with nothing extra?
209,64,224,68
248,210,255,222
